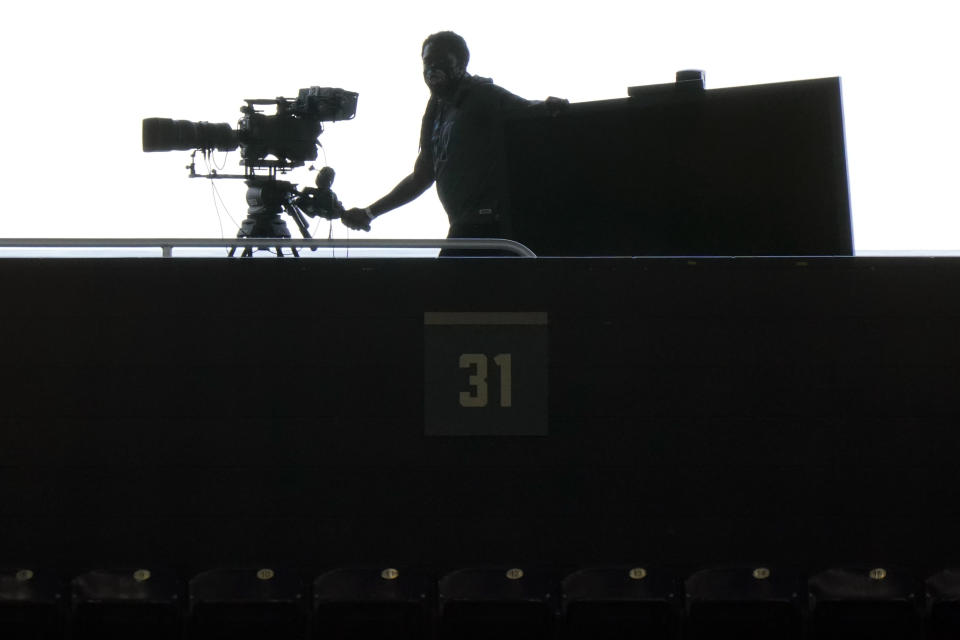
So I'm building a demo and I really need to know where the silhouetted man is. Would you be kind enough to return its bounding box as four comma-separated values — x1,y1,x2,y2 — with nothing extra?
341,31,564,243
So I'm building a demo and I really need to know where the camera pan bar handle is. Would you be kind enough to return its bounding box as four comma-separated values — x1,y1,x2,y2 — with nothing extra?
282,203,313,241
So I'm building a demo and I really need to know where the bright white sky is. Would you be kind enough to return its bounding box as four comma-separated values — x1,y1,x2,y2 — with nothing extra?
1,0,957,251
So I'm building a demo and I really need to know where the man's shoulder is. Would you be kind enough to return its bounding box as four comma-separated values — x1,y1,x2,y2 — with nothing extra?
462,76,529,108
467,76,507,95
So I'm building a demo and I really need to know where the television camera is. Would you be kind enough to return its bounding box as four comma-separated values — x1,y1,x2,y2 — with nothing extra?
142,87,358,256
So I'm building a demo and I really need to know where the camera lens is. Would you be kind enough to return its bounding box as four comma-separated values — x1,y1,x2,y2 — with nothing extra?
142,118,238,153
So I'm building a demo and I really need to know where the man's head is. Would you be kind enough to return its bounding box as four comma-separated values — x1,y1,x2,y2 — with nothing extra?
422,31,469,100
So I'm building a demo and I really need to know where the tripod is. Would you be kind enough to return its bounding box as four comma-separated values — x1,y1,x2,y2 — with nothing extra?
230,176,315,257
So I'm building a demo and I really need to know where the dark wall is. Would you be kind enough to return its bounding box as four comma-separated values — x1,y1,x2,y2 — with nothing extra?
0,257,957,573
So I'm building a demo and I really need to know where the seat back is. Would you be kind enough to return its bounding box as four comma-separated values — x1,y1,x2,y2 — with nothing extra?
71,568,181,639
808,567,922,639
685,566,804,639
562,566,679,639
312,567,434,639
438,567,557,640
188,567,306,639
0,568,64,639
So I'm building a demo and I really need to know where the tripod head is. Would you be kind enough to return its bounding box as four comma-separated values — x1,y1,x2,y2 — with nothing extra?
232,166,345,249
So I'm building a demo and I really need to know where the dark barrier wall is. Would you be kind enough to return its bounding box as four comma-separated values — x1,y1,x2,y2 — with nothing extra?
0,257,957,573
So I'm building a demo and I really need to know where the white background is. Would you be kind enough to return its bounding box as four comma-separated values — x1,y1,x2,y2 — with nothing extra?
1,0,957,251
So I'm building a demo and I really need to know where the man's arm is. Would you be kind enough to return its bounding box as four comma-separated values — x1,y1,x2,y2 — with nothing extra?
341,152,435,231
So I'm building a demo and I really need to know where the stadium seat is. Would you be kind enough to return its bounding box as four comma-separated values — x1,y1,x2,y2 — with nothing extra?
685,565,804,639
438,566,557,639
188,567,306,639
70,568,181,639
808,567,923,639
312,567,434,639
562,565,679,639
0,568,63,639
925,568,960,639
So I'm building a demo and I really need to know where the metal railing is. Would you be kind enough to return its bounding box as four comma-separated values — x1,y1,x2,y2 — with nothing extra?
0,238,537,258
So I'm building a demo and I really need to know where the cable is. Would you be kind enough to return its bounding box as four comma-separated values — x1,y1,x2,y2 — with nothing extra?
209,179,241,240
201,152,241,237
209,182,225,241
211,150,230,172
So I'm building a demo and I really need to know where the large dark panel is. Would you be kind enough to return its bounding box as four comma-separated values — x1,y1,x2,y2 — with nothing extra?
503,77,852,256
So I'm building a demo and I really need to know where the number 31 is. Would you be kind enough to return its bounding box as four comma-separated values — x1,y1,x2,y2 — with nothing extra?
459,353,512,408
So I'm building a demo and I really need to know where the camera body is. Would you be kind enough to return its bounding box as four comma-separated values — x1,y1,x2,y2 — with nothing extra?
238,87,358,169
